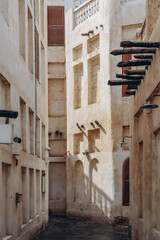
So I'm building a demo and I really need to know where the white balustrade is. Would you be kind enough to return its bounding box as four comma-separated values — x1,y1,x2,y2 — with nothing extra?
74,0,99,28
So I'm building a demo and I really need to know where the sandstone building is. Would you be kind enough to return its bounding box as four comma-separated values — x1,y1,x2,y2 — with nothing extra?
129,0,160,239
65,0,145,222
1,0,160,239
47,0,67,216
0,0,48,239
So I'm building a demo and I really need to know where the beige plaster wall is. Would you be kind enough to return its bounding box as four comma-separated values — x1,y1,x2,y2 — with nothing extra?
65,0,145,222
0,0,49,239
47,0,67,216
130,1,160,239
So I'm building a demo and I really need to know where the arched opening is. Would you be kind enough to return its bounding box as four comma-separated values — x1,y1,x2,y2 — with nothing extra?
89,158,99,203
122,158,130,206
74,160,85,203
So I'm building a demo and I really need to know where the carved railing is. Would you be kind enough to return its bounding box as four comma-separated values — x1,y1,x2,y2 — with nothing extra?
74,0,99,28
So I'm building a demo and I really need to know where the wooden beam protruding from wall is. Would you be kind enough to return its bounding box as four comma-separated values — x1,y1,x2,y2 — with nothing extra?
120,41,160,48
124,69,146,75
127,85,138,90
134,55,153,60
117,59,151,67
110,48,156,56
116,74,143,80
108,80,141,86
125,91,136,96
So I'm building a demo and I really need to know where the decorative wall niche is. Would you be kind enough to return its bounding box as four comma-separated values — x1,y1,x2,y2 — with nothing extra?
74,133,84,155
74,63,83,109
73,44,82,61
87,34,99,54
88,129,100,153
74,160,85,203
88,55,100,104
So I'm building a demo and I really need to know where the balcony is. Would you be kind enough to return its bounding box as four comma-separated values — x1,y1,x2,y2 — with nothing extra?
74,0,99,28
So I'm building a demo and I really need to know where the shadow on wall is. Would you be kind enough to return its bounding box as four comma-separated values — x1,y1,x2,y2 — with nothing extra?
72,155,113,219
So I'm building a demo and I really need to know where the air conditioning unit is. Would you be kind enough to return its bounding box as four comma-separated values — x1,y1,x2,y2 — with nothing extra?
0,124,13,144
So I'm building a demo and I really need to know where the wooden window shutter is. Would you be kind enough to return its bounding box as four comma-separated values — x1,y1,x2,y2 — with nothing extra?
35,29,39,80
122,49,132,97
48,6,64,46
123,158,130,206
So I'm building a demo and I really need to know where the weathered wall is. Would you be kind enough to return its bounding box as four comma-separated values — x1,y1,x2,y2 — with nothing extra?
130,1,160,239
0,0,49,239
47,0,67,215
65,0,145,222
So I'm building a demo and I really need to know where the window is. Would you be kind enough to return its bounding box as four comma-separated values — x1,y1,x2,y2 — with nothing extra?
20,98,26,152
123,158,130,205
47,6,64,46
29,108,34,155
1,0,9,24
36,116,40,157
122,50,131,97
21,167,27,225
74,63,83,109
28,8,33,73
40,0,44,36
41,42,45,88
42,123,46,160
19,0,25,59
35,28,39,81
0,74,10,124
88,55,100,104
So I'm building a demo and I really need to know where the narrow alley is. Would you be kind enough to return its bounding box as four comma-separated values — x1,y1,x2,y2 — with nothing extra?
34,216,129,240
1,0,160,240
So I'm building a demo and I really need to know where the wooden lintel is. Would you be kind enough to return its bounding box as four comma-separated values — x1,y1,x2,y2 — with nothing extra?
116,74,143,80
120,41,160,48
110,48,156,56
124,69,145,75
108,80,141,86
134,55,153,59
117,59,151,67
125,91,136,95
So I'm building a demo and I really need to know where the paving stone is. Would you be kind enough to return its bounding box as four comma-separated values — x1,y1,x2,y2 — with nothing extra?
34,216,130,240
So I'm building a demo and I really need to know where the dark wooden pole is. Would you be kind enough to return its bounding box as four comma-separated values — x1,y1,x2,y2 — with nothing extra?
134,55,153,59
125,91,136,95
110,48,156,56
108,80,141,86
120,41,160,48
124,69,145,75
0,110,18,119
116,74,143,80
127,85,138,90
117,59,151,67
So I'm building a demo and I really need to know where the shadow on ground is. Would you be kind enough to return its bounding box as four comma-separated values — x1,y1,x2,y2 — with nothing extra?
34,216,130,240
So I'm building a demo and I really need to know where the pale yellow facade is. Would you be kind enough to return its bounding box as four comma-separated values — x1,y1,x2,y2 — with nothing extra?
47,0,67,216
130,1,160,239
2,0,160,239
0,0,49,239
65,0,145,222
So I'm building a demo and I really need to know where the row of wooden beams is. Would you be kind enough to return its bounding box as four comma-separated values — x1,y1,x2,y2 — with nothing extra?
117,59,151,67
124,69,145,75
120,41,160,48
116,73,143,80
125,91,136,96
108,80,141,86
110,48,156,56
134,55,153,59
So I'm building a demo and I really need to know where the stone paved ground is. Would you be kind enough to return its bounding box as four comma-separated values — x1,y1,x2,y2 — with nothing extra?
35,216,130,240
